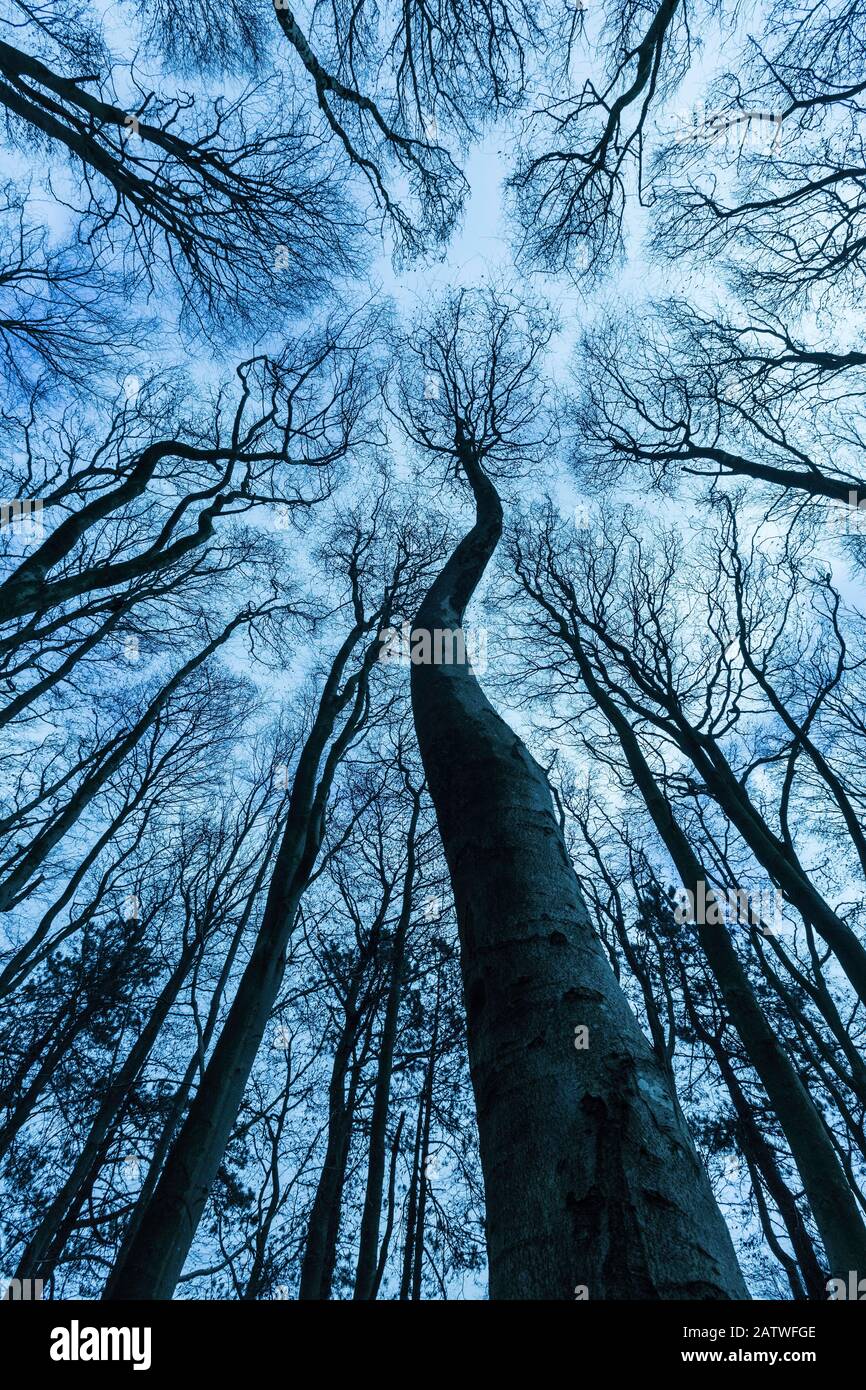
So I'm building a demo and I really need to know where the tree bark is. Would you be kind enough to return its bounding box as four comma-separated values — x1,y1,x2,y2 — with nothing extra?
410,444,748,1299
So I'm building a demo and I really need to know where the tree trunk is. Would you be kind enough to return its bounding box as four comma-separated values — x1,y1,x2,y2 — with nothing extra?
15,938,200,1282
679,972,827,1300
104,859,268,1297
0,612,252,913
298,1023,361,1300
371,1112,404,1298
671,722,866,1007
410,977,439,1301
557,632,866,1283
353,788,420,1299
399,1094,425,1300
104,622,379,1299
410,445,747,1299
0,995,105,1162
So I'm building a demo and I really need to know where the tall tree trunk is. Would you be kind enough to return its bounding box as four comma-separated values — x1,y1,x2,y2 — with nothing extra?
549,621,866,1283
410,973,439,1301
320,1057,362,1299
399,1094,425,1300
0,993,107,1161
104,857,269,1297
371,1112,405,1298
410,443,748,1299
678,970,827,1300
298,1019,362,1300
242,1072,293,1301
669,721,866,1007
353,787,420,1299
105,620,381,1299
0,779,156,999
0,612,252,913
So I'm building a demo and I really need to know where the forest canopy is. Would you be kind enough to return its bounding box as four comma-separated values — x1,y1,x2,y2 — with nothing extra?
1,0,866,1306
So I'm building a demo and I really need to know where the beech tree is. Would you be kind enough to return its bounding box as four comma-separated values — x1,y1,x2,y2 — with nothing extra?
505,502,866,1282
399,286,747,1300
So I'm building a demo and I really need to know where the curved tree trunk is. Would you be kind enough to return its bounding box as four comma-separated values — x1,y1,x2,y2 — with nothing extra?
410,443,748,1300
548,620,866,1284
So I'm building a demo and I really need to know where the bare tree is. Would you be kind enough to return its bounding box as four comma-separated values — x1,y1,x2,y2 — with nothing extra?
398,286,747,1300
105,506,441,1298
506,502,866,1282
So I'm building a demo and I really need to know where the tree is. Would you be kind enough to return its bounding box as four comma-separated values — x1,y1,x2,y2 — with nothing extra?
506,501,866,1281
399,285,747,1299
105,505,441,1298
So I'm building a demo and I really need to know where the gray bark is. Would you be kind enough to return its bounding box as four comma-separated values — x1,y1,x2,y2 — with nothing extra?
410,444,748,1299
